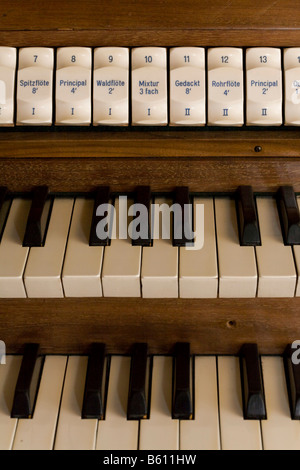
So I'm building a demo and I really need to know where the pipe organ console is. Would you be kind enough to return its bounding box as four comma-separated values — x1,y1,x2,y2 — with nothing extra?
1,0,300,451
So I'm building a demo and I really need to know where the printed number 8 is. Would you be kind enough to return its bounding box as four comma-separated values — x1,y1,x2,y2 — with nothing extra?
71,55,76,63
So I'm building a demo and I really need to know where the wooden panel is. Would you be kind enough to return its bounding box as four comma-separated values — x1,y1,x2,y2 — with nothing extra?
1,129,300,158
0,0,300,47
0,297,299,355
0,156,300,193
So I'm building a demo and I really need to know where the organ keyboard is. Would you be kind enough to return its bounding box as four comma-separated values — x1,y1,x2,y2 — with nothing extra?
1,342,300,450
1,0,300,451
0,187,300,299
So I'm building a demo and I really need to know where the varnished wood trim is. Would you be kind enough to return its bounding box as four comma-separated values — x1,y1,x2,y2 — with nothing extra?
1,297,299,355
0,129,300,158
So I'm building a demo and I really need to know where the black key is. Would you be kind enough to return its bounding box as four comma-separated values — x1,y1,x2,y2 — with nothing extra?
131,186,152,246
82,343,107,419
11,343,43,418
0,187,7,212
89,186,111,246
277,186,300,245
127,343,149,420
284,343,300,419
236,186,261,246
23,185,50,247
172,186,193,247
0,186,10,239
239,343,266,420
172,342,193,420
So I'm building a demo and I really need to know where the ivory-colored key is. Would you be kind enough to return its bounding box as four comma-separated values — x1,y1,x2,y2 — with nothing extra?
261,356,300,450
179,198,218,298
13,356,67,450
218,356,263,450
101,197,141,297
141,198,178,298
93,47,129,125
0,356,22,449
246,47,282,125
169,47,205,125
24,198,74,298
0,198,31,298
0,47,16,125
131,47,167,125
16,47,54,125
139,356,179,450
207,47,243,126
54,356,98,450
180,356,220,450
215,198,257,298
96,356,139,450
62,198,104,297
255,197,296,297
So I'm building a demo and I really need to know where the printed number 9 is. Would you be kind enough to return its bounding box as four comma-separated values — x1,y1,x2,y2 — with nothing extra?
108,55,113,63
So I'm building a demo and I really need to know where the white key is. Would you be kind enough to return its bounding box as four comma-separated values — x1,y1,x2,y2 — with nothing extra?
284,48,300,125
54,356,97,450
215,198,257,298
179,198,218,298
96,356,138,450
255,197,296,297
62,198,104,297
169,47,205,126
93,47,129,125
218,356,262,450
131,47,167,125
24,198,73,298
13,356,67,450
139,356,179,449
141,197,178,298
16,47,54,125
261,356,300,450
207,48,243,126
180,356,220,450
246,47,282,125
0,47,16,125
56,47,92,125
0,356,21,449
292,197,300,295
101,197,141,297
0,198,31,298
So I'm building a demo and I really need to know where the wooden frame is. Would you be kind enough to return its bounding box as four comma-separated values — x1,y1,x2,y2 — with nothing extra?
0,0,300,354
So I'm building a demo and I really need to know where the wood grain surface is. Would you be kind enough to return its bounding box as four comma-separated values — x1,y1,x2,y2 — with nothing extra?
1,0,300,355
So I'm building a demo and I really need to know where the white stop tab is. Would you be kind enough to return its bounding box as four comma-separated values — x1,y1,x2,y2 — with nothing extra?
56,47,92,125
284,48,300,126
207,47,244,126
17,47,54,125
0,47,16,126
246,47,282,126
169,47,205,126
131,47,167,125
93,47,129,125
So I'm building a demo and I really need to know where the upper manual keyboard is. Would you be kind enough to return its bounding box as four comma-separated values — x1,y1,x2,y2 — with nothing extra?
1,46,300,127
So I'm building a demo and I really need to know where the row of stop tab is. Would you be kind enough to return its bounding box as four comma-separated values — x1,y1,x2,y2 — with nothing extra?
1,46,300,126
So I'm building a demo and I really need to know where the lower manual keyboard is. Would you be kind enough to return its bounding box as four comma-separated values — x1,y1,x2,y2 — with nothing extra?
1,344,300,450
